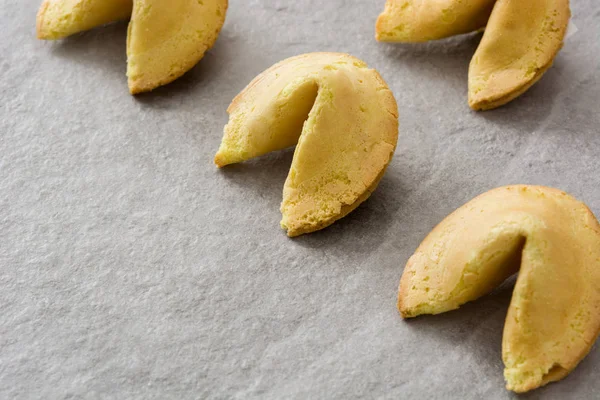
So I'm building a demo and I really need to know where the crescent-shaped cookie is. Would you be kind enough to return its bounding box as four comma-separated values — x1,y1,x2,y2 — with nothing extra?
399,185,600,392
36,0,133,40
468,0,570,110
214,52,399,237
126,0,227,94
36,0,228,94
375,0,496,42
375,0,571,110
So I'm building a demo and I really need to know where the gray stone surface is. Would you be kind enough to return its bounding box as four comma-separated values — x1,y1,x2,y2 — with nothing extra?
2,0,600,398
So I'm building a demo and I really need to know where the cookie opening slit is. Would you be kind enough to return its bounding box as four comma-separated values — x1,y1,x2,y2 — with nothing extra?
541,363,569,384
274,80,320,151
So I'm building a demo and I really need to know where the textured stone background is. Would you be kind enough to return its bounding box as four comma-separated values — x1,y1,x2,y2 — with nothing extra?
2,0,600,398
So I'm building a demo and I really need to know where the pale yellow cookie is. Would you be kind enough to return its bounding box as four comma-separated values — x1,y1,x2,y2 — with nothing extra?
37,0,133,40
399,185,600,393
36,0,228,94
376,0,496,42
468,0,570,110
376,0,571,110
214,53,399,237
126,0,227,94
